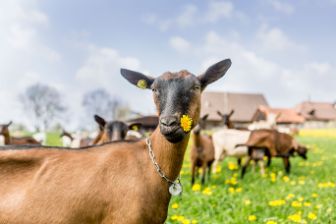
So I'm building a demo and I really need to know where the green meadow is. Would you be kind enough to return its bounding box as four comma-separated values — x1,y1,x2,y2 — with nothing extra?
166,130,336,224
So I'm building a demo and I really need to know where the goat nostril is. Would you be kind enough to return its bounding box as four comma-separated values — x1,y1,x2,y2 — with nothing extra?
160,117,178,127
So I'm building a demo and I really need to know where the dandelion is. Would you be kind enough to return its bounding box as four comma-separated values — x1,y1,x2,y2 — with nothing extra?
215,166,222,174
228,187,235,193
228,162,238,170
283,176,290,182
171,203,179,209
318,181,335,188
298,180,305,185
298,197,304,202
266,221,277,224
315,204,322,209
191,220,198,224
202,187,212,196
268,199,286,207
303,202,311,207
244,199,251,206
192,184,201,192
236,187,242,193
180,115,193,132
308,212,317,220
248,215,257,222
288,213,305,223
311,193,318,198
286,193,295,200
291,201,302,208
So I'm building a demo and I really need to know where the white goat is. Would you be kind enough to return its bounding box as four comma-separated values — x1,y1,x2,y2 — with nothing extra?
248,113,279,130
212,129,250,172
0,135,4,146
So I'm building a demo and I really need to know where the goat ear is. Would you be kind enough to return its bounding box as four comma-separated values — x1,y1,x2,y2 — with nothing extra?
128,123,142,131
217,111,223,117
202,114,209,121
94,115,106,130
7,121,13,127
120,69,154,89
229,110,235,117
198,59,231,90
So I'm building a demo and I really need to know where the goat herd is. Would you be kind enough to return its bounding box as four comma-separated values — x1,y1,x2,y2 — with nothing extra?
0,59,309,224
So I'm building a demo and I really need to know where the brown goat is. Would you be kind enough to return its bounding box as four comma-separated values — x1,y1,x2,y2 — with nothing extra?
217,110,235,129
92,114,142,144
0,121,40,145
0,59,231,224
190,114,214,185
240,129,308,178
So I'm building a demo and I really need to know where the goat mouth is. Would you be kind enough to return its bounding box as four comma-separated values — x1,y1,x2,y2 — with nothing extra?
160,125,185,143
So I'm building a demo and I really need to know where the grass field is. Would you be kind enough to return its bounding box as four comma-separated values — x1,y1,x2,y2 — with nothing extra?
166,130,336,224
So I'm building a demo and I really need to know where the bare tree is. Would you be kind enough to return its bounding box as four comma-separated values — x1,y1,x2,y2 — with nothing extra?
20,83,66,131
82,89,122,121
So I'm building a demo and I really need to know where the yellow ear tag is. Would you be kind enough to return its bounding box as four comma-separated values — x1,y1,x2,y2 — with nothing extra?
180,115,193,132
137,79,147,89
132,125,139,131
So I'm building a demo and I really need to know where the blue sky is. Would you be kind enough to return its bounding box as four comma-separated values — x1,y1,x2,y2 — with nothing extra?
0,0,335,128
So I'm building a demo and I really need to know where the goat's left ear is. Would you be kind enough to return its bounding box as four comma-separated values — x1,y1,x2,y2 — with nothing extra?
120,69,155,90
128,123,142,131
198,59,231,90
94,115,106,131
201,114,209,121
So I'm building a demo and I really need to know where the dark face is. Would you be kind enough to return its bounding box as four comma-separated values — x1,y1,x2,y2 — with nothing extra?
105,121,129,142
297,145,308,160
151,72,202,143
193,114,208,135
0,123,10,136
217,110,234,128
121,59,232,143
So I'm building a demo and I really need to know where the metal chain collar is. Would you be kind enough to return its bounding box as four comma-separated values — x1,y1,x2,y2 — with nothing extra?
146,138,181,186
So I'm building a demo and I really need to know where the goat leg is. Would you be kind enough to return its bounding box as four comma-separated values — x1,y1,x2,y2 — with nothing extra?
241,156,252,178
283,156,291,174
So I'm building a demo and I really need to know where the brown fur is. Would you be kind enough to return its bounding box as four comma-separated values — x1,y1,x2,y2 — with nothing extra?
190,134,214,185
241,129,307,177
0,128,189,224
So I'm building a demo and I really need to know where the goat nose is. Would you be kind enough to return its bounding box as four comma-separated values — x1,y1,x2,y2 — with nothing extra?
160,116,178,127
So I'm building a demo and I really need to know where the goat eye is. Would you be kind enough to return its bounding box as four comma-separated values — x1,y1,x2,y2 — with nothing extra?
192,85,201,91
152,88,159,94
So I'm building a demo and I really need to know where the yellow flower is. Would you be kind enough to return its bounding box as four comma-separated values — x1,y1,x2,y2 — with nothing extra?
171,203,179,209
268,199,286,207
228,162,238,170
311,193,318,198
298,197,304,202
244,199,251,206
192,184,201,192
286,193,295,200
266,221,277,224
236,187,242,193
191,220,198,224
303,202,311,207
136,79,147,89
228,187,235,193
248,215,257,222
202,187,213,196
215,166,222,173
180,115,193,132
308,212,317,220
288,213,304,223
283,176,290,182
291,201,302,208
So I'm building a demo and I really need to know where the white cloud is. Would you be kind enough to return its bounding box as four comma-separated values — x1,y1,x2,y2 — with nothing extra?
205,1,234,22
0,0,62,126
176,5,198,28
268,0,294,14
169,36,191,53
145,1,246,31
256,25,304,53
172,31,336,107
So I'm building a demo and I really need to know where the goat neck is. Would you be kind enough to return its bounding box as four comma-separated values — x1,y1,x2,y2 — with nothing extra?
150,127,190,181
